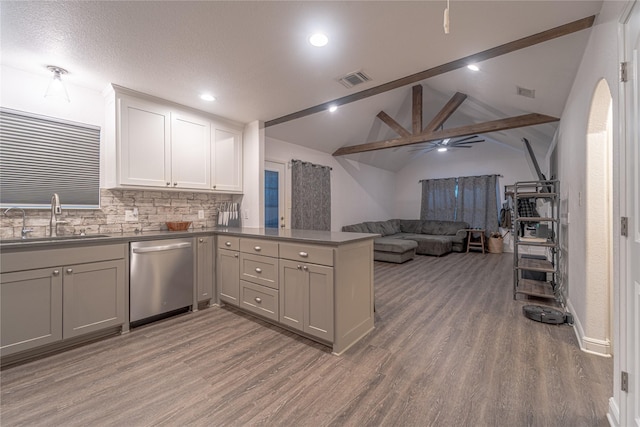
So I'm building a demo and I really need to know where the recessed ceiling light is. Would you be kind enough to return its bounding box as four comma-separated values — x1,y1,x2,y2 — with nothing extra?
437,147,448,152
200,94,216,102
309,33,328,47
328,105,338,113
467,64,480,71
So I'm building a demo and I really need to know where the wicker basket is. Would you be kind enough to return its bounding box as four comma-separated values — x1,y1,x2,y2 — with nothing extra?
166,221,192,231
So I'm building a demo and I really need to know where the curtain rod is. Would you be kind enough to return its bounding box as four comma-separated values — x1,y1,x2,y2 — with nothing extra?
290,158,333,170
419,174,503,183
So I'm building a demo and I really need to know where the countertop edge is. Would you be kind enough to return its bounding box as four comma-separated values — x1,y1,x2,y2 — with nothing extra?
0,228,378,251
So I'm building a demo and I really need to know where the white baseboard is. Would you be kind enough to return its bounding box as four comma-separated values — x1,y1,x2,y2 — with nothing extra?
607,397,620,427
566,298,612,357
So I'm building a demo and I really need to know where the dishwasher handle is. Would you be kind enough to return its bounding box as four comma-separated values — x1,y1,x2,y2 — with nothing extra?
132,242,192,254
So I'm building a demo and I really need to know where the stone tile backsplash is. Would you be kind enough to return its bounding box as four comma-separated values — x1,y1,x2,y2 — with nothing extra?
0,189,234,239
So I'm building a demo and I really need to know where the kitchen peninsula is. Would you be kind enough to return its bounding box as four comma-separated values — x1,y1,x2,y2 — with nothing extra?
0,227,376,364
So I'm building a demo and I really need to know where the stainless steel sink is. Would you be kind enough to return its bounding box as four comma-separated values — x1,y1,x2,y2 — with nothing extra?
1,234,110,244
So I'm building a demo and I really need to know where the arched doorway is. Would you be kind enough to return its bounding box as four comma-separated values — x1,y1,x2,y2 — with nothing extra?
583,78,613,356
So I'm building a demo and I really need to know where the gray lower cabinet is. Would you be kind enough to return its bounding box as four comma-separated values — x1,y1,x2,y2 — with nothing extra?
63,259,126,339
196,236,215,302
218,248,240,305
0,268,63,356
0,244,127,358
279,259,334,342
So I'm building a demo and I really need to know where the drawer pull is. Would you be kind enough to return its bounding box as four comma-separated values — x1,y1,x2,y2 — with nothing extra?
52,270,60,276
299,251,308,258
234,253,239,258
225,241,232,247
254,246,261,251
297,265,302,270
66,268,73,274
255,297,262,304
302,265,308,271
199,238,204,243
255,268,262,273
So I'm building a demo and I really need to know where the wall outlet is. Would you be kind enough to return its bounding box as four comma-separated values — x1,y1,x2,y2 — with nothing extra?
125,208,139,222
244,209,249,219
198,210,205,220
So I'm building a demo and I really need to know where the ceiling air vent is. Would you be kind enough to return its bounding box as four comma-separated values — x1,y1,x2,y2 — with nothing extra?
516,86,536,99
337,70,372,88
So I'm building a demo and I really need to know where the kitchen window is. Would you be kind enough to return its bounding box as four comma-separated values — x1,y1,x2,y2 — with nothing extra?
0,108,100,209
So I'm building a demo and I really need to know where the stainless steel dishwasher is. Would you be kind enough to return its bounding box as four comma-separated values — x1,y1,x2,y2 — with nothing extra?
130,238,194,325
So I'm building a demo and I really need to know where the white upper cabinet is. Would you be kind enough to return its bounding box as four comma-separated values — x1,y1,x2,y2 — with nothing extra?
212,127,243,193
171,112,211,190
118,96,171,188
105,86,243,193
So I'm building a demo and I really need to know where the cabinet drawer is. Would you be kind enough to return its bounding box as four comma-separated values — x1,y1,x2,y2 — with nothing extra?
240,238,278,257
239,280,278,322
280,243,334,267
217,236,239,251
240,253,278,289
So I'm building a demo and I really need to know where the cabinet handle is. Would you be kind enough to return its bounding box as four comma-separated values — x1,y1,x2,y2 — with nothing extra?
225,241,232,247
52,270,60,276
199,238,204,243
297,265,302,270
255,268,262,273
234,253,239,258
255,297,262,304
302,266,308,271
173,182,178,186
299,252,308,258
166,182,171,186
66,268,73,274
254,246,261,251
213,185,217,189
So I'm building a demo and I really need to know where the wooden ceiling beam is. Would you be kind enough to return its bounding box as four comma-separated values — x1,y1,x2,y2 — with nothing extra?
332,113,559,156
376,111,411,137
412,85,423,134
423,91,467,133
265,15,595,128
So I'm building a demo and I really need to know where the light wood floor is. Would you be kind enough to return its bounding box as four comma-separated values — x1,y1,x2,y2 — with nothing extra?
1,252,612,426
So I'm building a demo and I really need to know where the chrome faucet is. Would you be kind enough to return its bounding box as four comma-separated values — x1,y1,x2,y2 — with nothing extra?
50,193,68,237
3,207,33,239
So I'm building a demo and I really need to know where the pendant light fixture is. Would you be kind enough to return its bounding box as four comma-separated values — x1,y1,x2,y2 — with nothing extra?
45,65,70,102
443,0,450,34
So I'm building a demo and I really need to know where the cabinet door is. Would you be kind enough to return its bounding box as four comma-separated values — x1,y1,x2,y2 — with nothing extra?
119,96,171,187
1,268,63,356
218,248,240,305
279,259,305,332
171,112,211,190
197,237,215,302
63,260,126,339
305,264,334,341
212,127,242,192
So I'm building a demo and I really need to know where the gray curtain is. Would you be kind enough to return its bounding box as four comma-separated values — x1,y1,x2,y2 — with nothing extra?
420,178,457,220
291,159,331,231
456,175,499,235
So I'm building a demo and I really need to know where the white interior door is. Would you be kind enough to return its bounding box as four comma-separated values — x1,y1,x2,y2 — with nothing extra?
622,2,639,425
264,161,286,229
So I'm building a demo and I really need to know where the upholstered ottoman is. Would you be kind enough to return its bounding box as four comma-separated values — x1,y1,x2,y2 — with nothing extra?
373,237,418,263
410,235,453,256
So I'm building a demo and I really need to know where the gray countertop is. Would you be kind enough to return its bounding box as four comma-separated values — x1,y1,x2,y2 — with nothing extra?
0,227,376,251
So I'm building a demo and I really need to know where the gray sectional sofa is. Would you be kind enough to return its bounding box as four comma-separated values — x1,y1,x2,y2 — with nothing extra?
342,219,470,263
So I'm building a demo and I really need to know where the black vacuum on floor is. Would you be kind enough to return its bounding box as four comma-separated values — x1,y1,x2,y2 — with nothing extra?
523,305,568,324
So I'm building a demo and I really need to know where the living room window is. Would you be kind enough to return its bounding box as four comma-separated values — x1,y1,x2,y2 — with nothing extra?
420,174,500,233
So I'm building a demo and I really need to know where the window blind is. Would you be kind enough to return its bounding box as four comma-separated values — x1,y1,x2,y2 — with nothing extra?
0,108,100,208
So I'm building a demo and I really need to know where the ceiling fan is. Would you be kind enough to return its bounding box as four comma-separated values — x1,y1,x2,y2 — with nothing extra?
407,135,485,153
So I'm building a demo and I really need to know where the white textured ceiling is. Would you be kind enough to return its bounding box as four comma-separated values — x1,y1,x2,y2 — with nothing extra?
0,1,604,171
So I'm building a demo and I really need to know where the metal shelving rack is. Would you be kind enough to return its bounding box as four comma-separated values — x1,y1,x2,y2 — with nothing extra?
511,180,562,304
